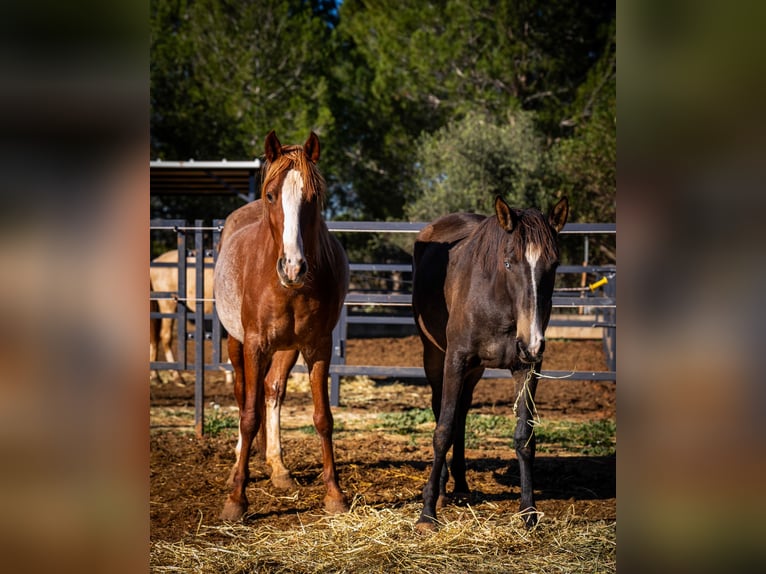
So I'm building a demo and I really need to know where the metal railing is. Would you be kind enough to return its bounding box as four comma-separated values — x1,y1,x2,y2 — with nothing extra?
150,219,616,435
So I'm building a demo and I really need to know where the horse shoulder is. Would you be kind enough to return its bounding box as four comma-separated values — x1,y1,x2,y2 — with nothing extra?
219,200,264,251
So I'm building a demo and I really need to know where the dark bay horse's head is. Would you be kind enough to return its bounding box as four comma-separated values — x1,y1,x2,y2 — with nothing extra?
261,130,326,288
494,195,569,364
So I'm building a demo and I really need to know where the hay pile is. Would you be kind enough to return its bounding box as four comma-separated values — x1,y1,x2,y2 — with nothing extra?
150,501,615,573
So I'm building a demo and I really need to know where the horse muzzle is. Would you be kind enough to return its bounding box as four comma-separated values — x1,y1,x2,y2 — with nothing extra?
517,338,545,364
277,257,307,288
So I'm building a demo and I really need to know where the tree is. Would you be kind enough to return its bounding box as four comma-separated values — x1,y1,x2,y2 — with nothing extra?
150,0,335,161
550,20,616,226
329,0,615,220
405,110,549,222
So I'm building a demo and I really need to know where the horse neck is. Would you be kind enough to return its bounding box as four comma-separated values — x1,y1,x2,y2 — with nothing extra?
302,209,331,267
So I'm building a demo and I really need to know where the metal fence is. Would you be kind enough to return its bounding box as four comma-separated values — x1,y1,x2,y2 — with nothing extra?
150,219,616,435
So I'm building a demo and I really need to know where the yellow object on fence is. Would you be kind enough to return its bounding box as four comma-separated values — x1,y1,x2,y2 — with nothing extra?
588,276,608,291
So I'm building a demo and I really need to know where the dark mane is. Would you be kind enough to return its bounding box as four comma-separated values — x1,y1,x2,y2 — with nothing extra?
469,208,559,274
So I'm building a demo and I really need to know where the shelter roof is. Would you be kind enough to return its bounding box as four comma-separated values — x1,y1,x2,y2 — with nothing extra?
150,159,262,203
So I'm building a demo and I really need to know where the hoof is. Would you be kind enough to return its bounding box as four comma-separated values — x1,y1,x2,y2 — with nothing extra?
436,494,450,510
520,507,540,528
415,519,438,534
270,472,297,490
220,498,247,522
323,494,350,514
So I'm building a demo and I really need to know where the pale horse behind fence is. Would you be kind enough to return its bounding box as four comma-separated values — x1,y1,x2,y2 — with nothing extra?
149,249,233,386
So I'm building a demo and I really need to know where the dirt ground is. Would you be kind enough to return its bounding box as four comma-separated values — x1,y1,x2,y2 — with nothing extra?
150,336,615,543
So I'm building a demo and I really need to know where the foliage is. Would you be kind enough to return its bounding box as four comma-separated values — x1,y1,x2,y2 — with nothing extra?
549,20,616,226
535,419,616,456
405,110,553,223
374,408,615,457
375,408,435,434
150,0,616,230
150,0,335,161
330,0,615,219
203,406,238,436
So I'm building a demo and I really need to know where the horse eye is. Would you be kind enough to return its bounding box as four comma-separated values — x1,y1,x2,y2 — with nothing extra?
504,260,511,270
266,192,274,203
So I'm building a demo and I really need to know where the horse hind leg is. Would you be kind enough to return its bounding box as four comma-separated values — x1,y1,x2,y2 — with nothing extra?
262,350,299,490
448,372,481,504
422,342,450,511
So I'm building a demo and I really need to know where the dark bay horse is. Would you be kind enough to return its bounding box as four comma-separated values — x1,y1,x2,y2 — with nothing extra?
412,195,568,531
214,131,350,521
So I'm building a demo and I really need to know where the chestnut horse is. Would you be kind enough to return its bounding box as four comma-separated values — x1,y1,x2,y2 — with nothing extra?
214,131,349,521
412,196,568,531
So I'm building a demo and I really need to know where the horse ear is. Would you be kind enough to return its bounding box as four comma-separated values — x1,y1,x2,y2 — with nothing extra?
264,130,282,162
495,196,516,232
304,131,321,163
549,197,569,233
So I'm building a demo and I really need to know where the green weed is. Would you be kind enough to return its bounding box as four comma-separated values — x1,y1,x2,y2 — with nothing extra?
535,419,616,456
203,407,238,437
375,408,435,434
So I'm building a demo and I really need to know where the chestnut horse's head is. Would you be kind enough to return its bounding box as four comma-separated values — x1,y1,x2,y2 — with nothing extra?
494,195,569,364
260,130,326,288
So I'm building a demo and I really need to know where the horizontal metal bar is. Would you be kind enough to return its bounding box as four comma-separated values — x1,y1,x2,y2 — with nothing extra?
346,316,415,325
327,221,615,234
151,159,262,169
344,293,614,308
557,265,616,274
552,297,615,308
350,263,412,272
150,361,182,369
345,293,413,305
291,364,615,381
349,263,613,275
327,221,424,233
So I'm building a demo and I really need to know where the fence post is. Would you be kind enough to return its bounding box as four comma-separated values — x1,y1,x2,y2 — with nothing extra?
211,220,224,376
330,305,347,407
603,274,616,373
194,221,206,437
176,224,189,371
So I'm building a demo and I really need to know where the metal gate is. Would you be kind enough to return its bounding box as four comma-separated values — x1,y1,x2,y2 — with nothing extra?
150,220,615,435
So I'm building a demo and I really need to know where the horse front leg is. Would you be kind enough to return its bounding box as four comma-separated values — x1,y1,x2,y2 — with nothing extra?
514,364,541,528
417,352,466,532
221,334,267,521
303,341,349,514
263,350,299,490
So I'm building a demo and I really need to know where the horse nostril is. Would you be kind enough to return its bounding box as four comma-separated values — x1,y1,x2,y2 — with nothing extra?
298,260,308,276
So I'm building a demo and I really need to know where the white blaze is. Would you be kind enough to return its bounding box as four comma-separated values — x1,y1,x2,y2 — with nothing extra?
525,243,544,356
281,169,305,276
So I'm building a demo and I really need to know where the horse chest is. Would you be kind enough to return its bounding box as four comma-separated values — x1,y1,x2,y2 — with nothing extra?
252,291,327,344
476,336,517,369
